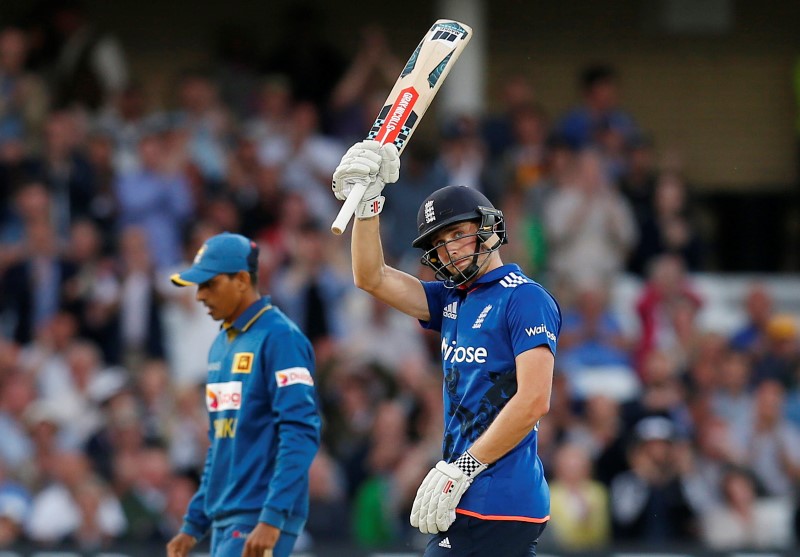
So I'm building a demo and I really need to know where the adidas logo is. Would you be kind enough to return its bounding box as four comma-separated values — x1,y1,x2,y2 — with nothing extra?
443,301,458,319
438,537,451,548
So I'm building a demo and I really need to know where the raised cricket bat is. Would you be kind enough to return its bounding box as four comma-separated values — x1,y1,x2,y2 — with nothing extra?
331,19,472,235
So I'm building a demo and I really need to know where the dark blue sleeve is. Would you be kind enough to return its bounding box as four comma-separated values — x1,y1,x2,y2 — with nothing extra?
507,283,562,357
181,437,213,539
418,279,446,332
259,328,321,528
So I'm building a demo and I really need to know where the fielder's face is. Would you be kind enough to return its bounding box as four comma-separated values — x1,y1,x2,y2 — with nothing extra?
196,273,247,322
431,221,483,274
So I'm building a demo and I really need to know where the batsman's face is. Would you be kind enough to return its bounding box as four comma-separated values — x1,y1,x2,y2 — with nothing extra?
196,274,244,322
432,221,482,272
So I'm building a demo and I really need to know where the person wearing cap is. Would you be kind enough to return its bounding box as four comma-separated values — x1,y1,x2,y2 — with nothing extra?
331,142,561,556
166,232,320,557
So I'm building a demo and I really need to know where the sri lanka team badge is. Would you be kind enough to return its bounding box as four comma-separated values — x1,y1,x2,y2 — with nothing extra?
232,352,254,374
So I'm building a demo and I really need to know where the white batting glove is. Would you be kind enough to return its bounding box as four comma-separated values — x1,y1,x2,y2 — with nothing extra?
410,451,487,534
331,140,400,218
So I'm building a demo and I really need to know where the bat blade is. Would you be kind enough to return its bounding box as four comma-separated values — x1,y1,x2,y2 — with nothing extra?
331,19,472,235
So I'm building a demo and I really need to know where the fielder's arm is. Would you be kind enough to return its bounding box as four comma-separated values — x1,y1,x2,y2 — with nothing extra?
351,216,430,321
467,346,554,464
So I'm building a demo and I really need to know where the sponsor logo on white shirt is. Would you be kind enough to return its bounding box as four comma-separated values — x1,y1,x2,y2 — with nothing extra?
275,367,314,388
206,381,242,412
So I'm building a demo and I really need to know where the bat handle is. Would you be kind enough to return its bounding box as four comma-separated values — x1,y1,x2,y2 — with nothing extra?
331,178,369,235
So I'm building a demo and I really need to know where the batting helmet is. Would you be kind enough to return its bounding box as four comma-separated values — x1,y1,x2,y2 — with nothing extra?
412,186,506,287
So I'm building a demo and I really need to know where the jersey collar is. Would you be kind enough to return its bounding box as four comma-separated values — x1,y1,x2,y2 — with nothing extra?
468,264,523,289
222,296,273,334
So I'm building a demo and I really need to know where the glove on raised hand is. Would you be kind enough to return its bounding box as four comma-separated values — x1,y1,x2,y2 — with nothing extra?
410,450,487,534
331,140,400,218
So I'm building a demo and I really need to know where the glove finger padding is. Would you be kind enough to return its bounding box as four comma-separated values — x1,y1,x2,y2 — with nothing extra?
378,143,400,184
410,467,438,530
331,143,383,201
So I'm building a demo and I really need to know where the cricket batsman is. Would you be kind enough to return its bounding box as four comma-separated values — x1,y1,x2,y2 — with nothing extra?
332,141,561,556
166,232,320,557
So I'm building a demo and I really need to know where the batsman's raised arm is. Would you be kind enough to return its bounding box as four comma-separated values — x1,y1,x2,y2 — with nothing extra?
332,141,430,321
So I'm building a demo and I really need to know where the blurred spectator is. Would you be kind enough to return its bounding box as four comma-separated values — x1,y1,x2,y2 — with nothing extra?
609,416,697,543
510,137,575,276
352,400,410,548
304,446,349,544
49,0,129,111
548,442,610,550
166,384,208,472
328,25,402,143
0,218,78,344
243,75,293,147
635,254,703,373
158,470,198,540
25,450,126,546
94,82,151,175
135,359,173,443
171,70,232,186
39,110,96,236
0,182,53,272
731,380,800,497
636,172,704,272
0,27,49,150
0,372,37,472
342,294,428,372
555,63,640,151
623,350,692,437
114,128,194,271
0,458,31,547
271,219,353,359
482,74,537,160
84,370,139,480
729,282,775,356
711,350,754,432
544,148,637,288
700,465,794,549
620,135,658,275
114,444,171,543
681,414,741,513
257,101,344,223
495,103,550,200
564,394,629,486
556,278,637,402
239,163,284,240
436,114,489,195
114,227,166,370
751,314,800,388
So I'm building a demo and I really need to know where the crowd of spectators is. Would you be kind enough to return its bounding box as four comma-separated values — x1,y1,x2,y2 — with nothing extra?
0,1,799,553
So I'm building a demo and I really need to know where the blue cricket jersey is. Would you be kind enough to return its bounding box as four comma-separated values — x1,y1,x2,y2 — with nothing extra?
181,296,321,539
420,264,561,522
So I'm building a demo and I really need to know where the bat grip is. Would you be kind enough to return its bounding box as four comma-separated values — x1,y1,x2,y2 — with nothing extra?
331,178,369,235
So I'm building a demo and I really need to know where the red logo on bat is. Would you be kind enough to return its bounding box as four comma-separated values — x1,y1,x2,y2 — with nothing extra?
374,87,419,145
